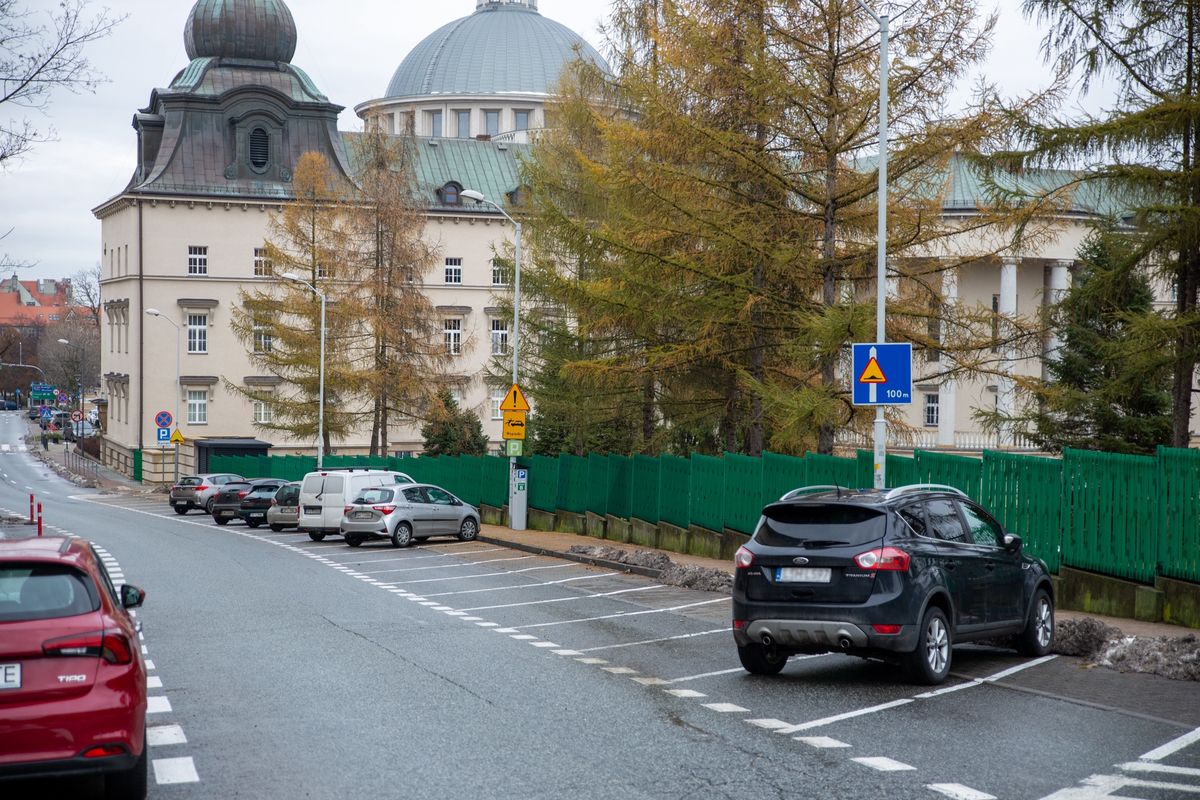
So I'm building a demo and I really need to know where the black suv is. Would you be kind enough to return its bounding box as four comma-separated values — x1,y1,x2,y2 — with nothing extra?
732,484,1055,685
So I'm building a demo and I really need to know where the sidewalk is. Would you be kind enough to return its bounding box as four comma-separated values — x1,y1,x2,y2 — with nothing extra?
479,523,1194,639
24,420,146,493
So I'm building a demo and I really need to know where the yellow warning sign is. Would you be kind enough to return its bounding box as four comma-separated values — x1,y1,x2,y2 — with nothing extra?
170,429,186,445
502,411,527,440
499,383,531,412
858,357,887,384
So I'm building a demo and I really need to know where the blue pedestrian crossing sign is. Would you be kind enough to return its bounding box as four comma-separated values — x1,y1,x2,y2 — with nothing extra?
156,427,171,443
851,343,913,406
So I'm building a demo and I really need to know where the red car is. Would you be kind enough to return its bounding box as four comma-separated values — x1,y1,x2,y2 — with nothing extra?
0,536,147,797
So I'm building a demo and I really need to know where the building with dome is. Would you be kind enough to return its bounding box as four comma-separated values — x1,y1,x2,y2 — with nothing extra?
356,0,609,142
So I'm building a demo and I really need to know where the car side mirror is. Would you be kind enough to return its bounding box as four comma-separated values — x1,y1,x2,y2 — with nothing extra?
1003,534,1022,553
121,584,146,609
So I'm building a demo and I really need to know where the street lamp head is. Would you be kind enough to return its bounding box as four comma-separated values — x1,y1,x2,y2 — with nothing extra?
280,271,301,282
461,189,486,204
145,308,162,317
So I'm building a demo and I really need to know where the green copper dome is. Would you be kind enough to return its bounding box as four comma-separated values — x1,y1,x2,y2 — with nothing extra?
184,0,297,63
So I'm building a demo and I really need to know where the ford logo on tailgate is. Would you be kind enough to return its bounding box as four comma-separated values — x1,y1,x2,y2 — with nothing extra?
792,557,810,565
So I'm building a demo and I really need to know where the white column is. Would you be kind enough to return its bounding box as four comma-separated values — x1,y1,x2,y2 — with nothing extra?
937,265,958,447
1045,259,1072,367
996,257,1019,445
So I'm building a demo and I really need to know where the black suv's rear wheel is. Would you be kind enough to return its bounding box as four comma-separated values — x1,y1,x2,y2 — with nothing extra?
1016,589,1054,657
904,606,952,685
737,642,787,676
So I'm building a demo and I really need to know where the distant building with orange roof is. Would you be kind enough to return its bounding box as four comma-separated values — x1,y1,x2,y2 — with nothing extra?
0,276,86,326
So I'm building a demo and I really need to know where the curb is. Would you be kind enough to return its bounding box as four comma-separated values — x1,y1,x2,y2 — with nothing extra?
477,534,665,579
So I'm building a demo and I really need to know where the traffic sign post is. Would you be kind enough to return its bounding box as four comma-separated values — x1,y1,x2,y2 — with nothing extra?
500,383,530,530
502,411,527,440
851,343,913,406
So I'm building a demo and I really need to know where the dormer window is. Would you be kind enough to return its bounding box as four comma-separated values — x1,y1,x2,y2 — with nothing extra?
440,182,462,205
249,127,269,170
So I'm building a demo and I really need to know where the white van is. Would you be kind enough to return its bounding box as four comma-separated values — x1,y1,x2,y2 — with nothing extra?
298,469,414,541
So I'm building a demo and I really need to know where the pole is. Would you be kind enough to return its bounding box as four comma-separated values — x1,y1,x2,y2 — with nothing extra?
509,220,525,531
870,10,890,491
174,323,180,483
317,292,326,470
29,493,34,523
37,503,42,537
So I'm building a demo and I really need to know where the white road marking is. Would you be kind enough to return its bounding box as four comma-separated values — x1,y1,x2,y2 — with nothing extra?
458,584,663,612
493,628,520,633
1041,773,1200,798
147,696,172,714
152,756,200,785
603,666,638,675
359,555,533,575
852,757,915,772
1141,726,1200,761
147,676,163,689
795,736,851,749
461,616,483,621
576,658,608,665
476,622,499,627
530,641,560,648
631,677,669,686
669,667,744,683
927,783,997,800
422,572,620,598
512,598,727,630
703,703,749,713
1118,762,1200,777
576,628,728,653
145,660,155,670
665,688,707,698
982,655,1057,682
746,718,791,730
510,634,538,641
776,698,914,734
914,680,982,699
147,725,188,746
379,564,573,585
553,650,584,656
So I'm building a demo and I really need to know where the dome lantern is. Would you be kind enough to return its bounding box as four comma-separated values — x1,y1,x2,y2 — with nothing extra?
476,0,538,9
184,0,298,63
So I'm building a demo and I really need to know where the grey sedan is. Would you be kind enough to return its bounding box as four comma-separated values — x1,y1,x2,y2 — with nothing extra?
169,473,244,514
340,484,480,548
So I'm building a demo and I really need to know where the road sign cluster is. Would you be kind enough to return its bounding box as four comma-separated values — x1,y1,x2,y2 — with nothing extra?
500,384,529,457
155,410,184,446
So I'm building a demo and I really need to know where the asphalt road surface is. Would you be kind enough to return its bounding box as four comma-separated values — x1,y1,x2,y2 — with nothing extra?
2,411,1199,799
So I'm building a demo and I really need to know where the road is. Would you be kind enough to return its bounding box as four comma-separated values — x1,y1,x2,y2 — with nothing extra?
2,410,1199,799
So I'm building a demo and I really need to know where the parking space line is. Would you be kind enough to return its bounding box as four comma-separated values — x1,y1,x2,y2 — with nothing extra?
665,688,706,698
576,628,728,653
457,584,663,612
147,725,188,747
358,555,533,575
379,564,573,585
795,736,851,749
703,703,749,713
852,756,915,772
1118,762,1200,778
927,783,997,799
1141,726,1200,761
776,698,914,734
512,598,727,630
152,756,200,785
422,572,620,598
981,655,1057,682
668,667,744,683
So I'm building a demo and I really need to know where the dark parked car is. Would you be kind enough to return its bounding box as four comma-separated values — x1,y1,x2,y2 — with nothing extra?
732,484,1055,685
237,482,290,529
210,479,285,526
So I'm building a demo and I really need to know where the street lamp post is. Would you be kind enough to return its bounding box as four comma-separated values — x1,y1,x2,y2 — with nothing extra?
56,338,85,445
280,273,327,470
461,188,525,531
145,309,182,482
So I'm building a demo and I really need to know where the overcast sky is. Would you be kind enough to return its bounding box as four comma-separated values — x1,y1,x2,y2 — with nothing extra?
1,0,1108,281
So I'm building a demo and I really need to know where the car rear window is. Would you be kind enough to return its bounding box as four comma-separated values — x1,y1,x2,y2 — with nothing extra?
178,477,202,486
754,504,886,548
277,486,299,502
354,488,395,505
0,564,100,622
302,475,324,493
249,485,278,496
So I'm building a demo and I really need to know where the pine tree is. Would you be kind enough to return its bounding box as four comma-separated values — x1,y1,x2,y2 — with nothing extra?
1021,227,1172,454
420,389,487,456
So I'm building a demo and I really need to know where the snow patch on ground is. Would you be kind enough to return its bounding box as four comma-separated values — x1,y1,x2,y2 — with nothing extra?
1055,618,1200,682
566,545,732,593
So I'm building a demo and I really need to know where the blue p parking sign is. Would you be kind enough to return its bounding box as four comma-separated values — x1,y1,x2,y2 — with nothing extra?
156,427,171,443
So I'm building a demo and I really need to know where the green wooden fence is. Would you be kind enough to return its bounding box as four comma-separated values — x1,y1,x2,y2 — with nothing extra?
208,445,1200,587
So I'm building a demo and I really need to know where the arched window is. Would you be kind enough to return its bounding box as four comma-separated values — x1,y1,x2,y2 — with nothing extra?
441,183,461,205
249,127,270,170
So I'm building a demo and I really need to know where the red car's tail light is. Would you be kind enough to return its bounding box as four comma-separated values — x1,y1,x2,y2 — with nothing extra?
43,630,134,664
372,505,397,515
853,547,910,572
237,491,248,499
195,485,208,492
734,546,755,569
83,745,127,758
344,505,354,514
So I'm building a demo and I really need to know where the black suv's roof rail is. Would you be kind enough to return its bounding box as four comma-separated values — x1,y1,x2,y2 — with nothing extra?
779,485,848,501
883,483,968,501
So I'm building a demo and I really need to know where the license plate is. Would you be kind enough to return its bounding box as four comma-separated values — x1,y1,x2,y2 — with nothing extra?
220,510,234,517
173,501,187,506
0,663,20,690
303,506,321,515
284,508,298,516
776,567,832,583
353,511,373,520
248,512,264,518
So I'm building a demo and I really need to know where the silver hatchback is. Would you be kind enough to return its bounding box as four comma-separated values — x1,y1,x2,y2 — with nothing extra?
340,484,481,548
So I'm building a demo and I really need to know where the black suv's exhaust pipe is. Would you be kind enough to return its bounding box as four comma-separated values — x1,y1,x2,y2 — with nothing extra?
761,633,774,648
838,636,852,650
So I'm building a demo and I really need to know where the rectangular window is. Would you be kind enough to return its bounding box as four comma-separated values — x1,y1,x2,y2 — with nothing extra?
253,399,272,424
456,110,471,139
490,387,504,420
187,246,208,275
491,259,508,286
187,314,208,353
514,110,530,131
444,319,462,355
444,257,462,284
187,390,208,424
924,393,940,427
253,247,272,277
485,110,500,137
428,110,443,138
491,319,509,356
253,321,273,353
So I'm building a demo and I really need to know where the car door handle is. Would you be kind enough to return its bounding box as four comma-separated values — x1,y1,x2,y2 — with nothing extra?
944,560,958,571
